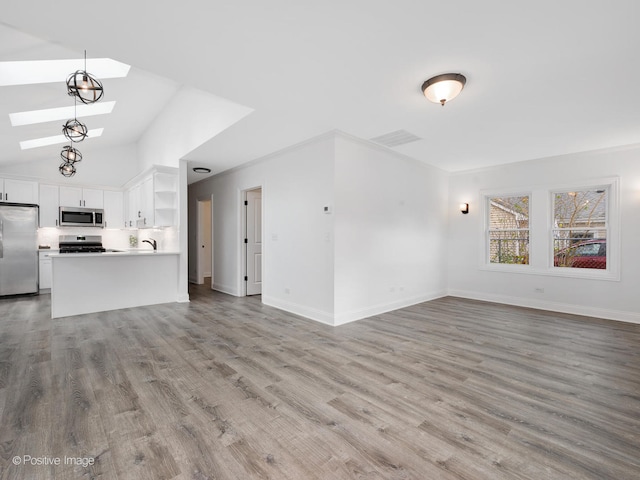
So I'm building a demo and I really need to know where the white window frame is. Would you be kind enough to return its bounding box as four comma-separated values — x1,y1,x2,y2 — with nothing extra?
479,177,619,281
481,190,532,271
548,179,619,281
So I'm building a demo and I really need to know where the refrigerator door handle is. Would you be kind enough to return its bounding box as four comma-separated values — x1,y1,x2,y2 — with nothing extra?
0,219,3,259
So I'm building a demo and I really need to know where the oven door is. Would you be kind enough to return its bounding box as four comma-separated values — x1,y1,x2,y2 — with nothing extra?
59,207,95,227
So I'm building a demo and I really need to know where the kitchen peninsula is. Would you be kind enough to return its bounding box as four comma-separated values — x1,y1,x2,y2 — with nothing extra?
50,250,180,318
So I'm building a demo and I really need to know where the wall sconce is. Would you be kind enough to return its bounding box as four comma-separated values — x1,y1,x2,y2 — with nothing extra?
460,203,469,214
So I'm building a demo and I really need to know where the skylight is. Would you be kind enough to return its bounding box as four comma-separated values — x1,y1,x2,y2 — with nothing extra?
9,101,116,126
20,128,104,150
0,58,130,87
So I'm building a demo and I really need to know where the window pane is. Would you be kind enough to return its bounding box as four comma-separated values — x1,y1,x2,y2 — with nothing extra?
488,195,530,264
553,231,606,269
489,196,529,230
554,190,606,228
490,231,530,264
553,189,607,270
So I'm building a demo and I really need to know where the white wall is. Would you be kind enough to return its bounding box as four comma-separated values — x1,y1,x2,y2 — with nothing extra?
137,86,253,171
333,135,449,324
448,144,640,323
189,131,450,325
189,133,336,323
0,143,139,187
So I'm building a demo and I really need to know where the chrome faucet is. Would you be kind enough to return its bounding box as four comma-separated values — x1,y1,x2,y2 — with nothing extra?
142,238,157,251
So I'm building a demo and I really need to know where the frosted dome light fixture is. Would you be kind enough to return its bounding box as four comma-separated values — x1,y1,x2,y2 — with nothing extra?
422,73,466,106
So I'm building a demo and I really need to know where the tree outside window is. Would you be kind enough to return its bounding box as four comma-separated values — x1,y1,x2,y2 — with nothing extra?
553,189,607,269
487,195,530,264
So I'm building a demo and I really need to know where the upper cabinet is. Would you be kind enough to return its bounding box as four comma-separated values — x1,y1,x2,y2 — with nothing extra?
153,172,178,227
59,186,104,208
103,190,124,229
125,168,178,228
39,184,60,227
1,178,38,204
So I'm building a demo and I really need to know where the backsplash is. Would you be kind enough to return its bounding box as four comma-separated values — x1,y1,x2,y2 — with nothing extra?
38,226,179,251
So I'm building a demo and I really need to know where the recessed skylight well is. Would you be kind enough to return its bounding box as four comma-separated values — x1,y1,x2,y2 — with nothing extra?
9,101,116,126
20,128,104,150
0,58,130,87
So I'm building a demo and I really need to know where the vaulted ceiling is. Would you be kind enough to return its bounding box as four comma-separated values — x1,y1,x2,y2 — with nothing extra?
2,1,639,184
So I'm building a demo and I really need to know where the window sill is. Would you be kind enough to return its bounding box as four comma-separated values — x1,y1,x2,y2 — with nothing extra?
479,263,620,281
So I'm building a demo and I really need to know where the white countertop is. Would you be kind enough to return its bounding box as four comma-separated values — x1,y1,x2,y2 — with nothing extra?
49,250,179,258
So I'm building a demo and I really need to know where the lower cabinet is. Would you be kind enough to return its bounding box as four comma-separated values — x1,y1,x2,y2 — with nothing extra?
39,251,55,290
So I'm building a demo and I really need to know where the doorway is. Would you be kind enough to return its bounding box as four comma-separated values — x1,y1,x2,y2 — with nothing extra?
196,196,213,287
243,187,262,296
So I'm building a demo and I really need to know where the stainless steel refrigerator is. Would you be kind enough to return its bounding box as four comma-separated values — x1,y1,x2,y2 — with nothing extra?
0,203,39,296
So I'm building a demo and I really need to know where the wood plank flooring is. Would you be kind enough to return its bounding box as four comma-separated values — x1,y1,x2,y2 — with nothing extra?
0,285,639,479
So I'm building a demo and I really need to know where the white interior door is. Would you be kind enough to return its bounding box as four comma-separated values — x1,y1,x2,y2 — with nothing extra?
245,189,262,295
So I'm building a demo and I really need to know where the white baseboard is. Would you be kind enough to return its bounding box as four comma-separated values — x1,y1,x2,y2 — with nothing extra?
333,291,448,326
176,293,190,303
447,289,640,325
212,282,240,296
262,295,335,326
262,291,448,327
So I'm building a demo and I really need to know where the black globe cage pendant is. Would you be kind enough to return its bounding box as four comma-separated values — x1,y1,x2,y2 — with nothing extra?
66,51,104,104
67,70,104,104
63,118,88,142
61,144,82,164
59,161,76,177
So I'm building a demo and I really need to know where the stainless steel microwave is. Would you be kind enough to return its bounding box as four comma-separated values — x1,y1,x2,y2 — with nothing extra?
59,206,104,227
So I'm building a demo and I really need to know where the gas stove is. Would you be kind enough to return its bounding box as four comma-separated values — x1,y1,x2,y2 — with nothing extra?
58,235,106,254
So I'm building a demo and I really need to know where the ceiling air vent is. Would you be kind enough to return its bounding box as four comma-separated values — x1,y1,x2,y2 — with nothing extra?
370,129,422,148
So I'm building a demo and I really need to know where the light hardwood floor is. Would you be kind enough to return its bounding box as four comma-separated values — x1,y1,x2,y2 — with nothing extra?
0,285,639,479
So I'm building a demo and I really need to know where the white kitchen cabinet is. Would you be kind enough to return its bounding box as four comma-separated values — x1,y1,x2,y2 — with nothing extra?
83,188,104,208
103,190,124,229
139,176,154,227
153,172,178,227
39,250,55,290
126,183,140,228
1,178,38,204
59,186,104,208
58,186,82,207
39,184,60,227
124,167,178,228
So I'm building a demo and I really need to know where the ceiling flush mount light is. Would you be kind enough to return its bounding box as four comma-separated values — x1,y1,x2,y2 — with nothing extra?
193,167,212,173
422,73,467,106
460,203,469,214
67,51,104,104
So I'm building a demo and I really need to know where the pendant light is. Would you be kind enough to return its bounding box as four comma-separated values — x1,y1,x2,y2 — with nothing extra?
421,73,467,106
66,50,104,104
62,98,88,142
59,161,76,177
59,144,82,177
